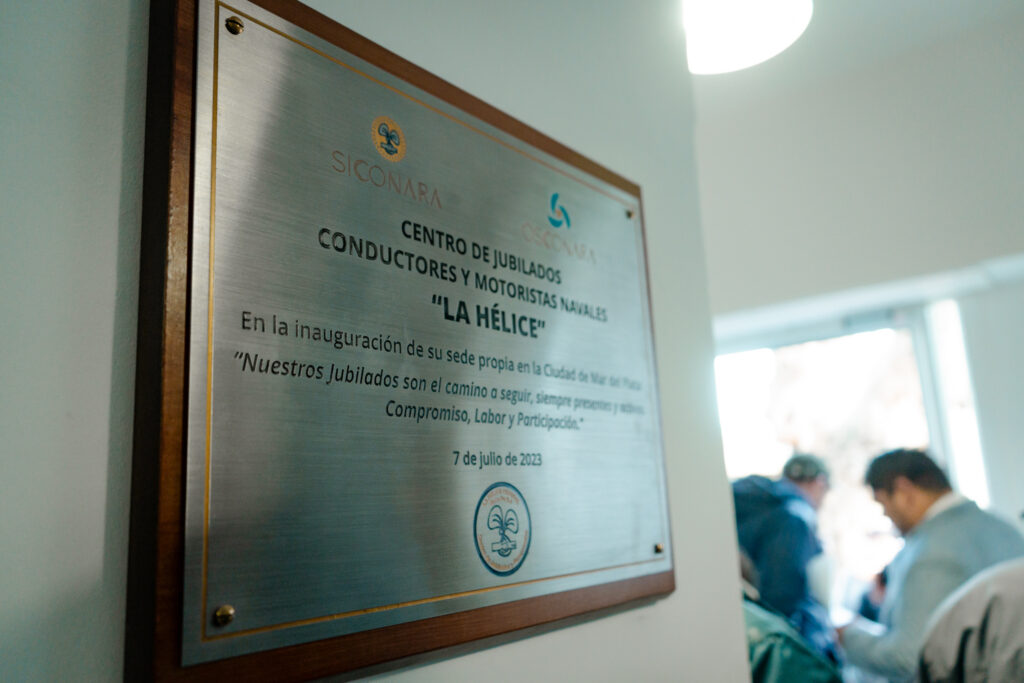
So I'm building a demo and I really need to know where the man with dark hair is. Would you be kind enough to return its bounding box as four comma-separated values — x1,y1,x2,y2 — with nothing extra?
864,448,952,506
733,453,838,663
841,449,1024,682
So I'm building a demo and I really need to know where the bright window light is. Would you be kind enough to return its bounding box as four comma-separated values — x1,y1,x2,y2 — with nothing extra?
713,348,792,479
682,0,813,75
714,329,928,585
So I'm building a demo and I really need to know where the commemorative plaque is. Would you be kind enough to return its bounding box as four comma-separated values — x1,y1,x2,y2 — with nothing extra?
128,0,674,678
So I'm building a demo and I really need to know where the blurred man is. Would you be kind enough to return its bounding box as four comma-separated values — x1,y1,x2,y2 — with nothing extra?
840,449,1024,682
733,453,838,663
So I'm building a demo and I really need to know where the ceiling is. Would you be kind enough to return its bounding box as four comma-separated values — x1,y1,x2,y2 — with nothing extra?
690,0,1024,117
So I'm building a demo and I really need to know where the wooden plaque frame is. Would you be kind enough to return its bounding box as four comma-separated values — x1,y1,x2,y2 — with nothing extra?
126,0,674,679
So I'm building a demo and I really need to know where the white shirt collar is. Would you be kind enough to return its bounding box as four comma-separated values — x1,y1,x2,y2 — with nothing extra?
922,490,968,523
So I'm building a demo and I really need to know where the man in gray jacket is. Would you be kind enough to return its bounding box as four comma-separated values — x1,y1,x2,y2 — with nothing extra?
840,449,1024,682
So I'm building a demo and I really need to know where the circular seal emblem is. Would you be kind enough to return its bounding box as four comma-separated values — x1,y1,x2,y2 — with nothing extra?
371,115,406,162
474,482,531,576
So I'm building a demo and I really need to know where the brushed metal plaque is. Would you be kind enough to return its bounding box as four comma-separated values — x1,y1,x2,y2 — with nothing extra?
182,0,671,664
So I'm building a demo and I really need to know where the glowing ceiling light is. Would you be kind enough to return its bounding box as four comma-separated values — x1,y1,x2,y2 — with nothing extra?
682,0,813,75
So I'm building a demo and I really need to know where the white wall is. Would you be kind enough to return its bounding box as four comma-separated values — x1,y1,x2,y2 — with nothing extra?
696,13,1024,316
958,279,1024,530
0,0,147,680
0,0,748,680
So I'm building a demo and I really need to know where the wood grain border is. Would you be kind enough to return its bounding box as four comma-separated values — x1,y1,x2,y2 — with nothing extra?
125,1,672,679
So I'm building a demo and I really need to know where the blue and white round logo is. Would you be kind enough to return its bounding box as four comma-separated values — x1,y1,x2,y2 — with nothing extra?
547,192,571,228
474,482,531,576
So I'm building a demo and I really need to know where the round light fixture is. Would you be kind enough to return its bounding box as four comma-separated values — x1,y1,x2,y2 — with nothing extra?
682,0,813,75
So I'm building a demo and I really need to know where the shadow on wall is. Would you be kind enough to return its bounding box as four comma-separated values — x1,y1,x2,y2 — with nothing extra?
2,0,149,679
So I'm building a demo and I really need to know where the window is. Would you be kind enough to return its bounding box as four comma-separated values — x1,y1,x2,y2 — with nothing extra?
715,302,984,604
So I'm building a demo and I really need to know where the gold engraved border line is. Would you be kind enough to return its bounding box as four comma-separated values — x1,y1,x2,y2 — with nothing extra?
203,556,665,642
217,1,636,209
200,0,224,641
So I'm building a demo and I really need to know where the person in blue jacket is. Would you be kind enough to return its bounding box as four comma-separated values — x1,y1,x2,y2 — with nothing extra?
733,453,839,663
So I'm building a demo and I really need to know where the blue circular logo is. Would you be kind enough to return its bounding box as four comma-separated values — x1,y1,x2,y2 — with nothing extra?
548,192,571,228
474,482,531,576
